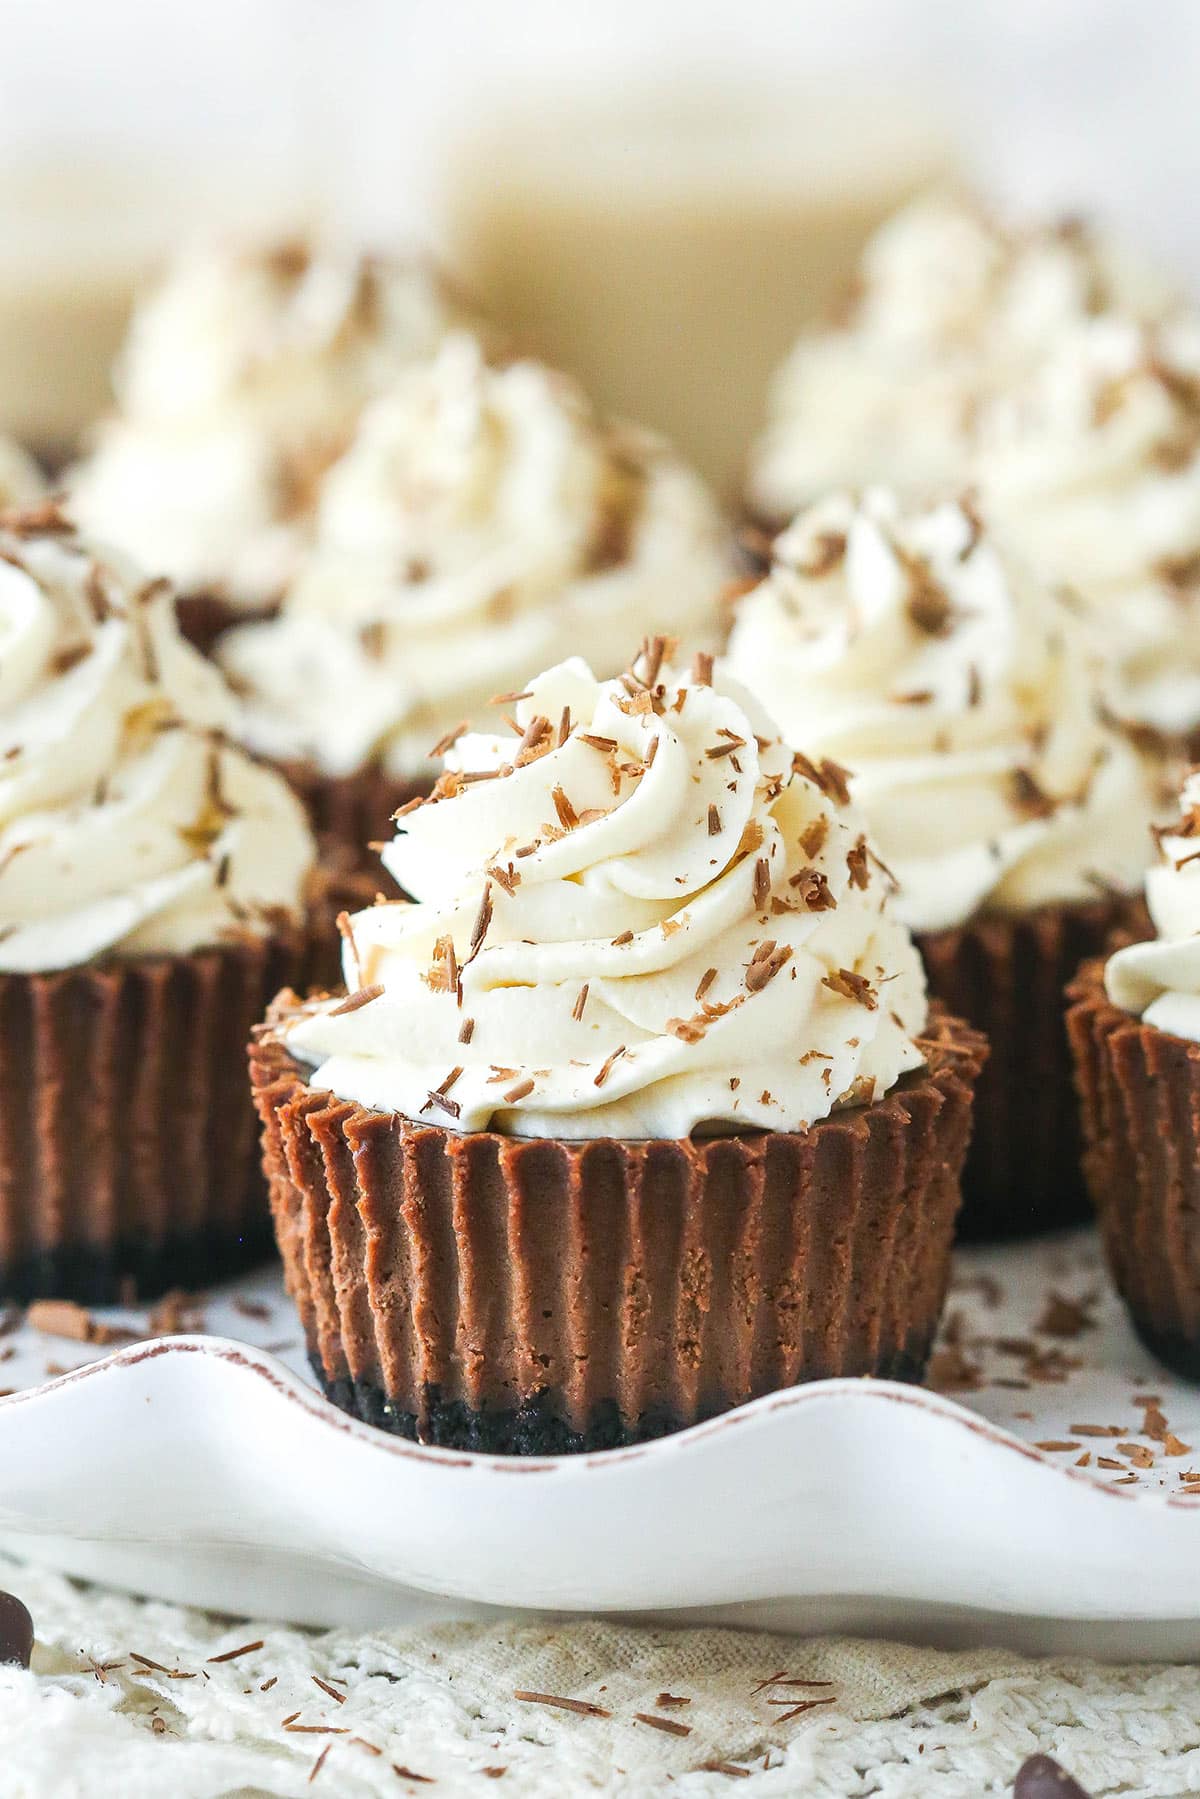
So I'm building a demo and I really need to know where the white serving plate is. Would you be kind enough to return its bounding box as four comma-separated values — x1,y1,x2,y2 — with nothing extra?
2,1230,1199,1656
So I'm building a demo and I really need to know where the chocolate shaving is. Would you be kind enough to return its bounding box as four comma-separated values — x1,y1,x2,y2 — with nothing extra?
421,1068,464,1117
426,934,460,995
572,984,589,1022
593,1045,627,1087
634,1712,692,1738
791,752,851,807
486,861,520,896
469,883,494,955
516,714,551,763
552,786,579,830
746,941,793,993
0,498,74,536
1010,767,1057,820
799,816,829,859
503,1078,535,1104
50,642,90,677
206,1640,263,1664
903,551,960,637
796,529,847,577
846,836,870,890
25,1299,136,1346
1034,1291,1096,1339
328,984,384,1017
513,1690,611,1719
821,967,878,1010
708,804,722,836
790,867,836,911
428,720,469,760
637,634,670,689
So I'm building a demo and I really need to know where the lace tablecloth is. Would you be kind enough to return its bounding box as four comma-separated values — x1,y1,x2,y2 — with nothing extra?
0,1555,1196,1797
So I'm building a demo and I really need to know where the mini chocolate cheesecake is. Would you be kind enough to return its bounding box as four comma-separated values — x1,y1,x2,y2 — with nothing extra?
215,334,731,875
1069,770,1200,1378
252,1004,983,1452
69,242,478,656
0,510,325,1303
250,642,984,1452
725,490,1162,1241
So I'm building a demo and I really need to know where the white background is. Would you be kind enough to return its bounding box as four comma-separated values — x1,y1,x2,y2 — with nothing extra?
0,0,1199,274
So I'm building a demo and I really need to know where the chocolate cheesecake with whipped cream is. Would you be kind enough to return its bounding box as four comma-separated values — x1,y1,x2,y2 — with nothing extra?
250,639,983,1452
744,192,1178,530
70,241,477,652
726,489,1160,1237
1070,770,1200,1376
0,506,323,1300
220,333,732,865
974,313,1200,743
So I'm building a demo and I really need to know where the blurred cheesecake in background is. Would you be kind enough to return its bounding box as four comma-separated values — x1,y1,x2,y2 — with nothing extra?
745,192,1180,527
442,84,952,497
70,239,481,644
0,157,316,464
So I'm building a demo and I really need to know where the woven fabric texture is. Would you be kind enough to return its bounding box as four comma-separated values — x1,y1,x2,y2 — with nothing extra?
0,1557,1197,1796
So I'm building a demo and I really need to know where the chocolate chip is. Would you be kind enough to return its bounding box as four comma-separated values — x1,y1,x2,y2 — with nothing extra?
1014,1753,1093,1799
0,1591,33,1668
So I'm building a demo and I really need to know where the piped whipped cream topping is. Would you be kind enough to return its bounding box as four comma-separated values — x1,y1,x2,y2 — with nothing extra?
70,241,473,607
280,642,928,1138
746,194,1177,522
218,334,729,778
974,315,1200,733
0,506,314,972
725,489,1160,935
1106,771,1200,1040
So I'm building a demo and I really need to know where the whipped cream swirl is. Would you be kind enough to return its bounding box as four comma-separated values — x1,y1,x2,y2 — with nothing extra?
218,334,729,778
746,194,1177,523
281,646,928,1137
975,314,1200,733
725,489,1159,935
1106,771,1200,1040
0,509,314,972
70,241,472,608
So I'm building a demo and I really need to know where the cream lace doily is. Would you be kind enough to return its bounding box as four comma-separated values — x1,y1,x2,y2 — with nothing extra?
0,1556,1197,1796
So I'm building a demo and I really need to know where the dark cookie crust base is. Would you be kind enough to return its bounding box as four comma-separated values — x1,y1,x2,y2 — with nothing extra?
316,1334,936,1454
2,1225,276,1308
